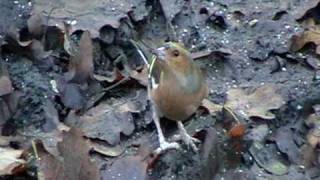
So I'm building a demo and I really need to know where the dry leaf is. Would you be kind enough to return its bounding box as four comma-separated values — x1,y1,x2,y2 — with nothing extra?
67,31,94,84
36,142,65,180
225,85,284,120
268,127,302,164
33,0,133,37
58,128,100,180
0,147,26,176
66,103,135,145
291,28,320,54
58,81,85,110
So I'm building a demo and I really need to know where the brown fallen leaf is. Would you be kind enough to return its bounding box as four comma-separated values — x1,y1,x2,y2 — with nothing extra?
36,142,65,180
291,28,320,55
66,103,135,145
0,147,26,176
66,31,94,84
32,0,132,37
225,85,284,120
58,128,100,180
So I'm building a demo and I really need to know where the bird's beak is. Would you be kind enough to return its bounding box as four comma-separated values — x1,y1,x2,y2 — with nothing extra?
152,47,167,61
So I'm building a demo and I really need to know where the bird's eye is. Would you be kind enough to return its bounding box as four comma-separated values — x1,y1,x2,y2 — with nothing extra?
172,50,180,57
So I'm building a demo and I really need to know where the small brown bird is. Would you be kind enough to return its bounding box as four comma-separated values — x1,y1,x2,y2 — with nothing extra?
149,42,208,153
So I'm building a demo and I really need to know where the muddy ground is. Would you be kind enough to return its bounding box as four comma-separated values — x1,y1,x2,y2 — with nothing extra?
1,0,320,180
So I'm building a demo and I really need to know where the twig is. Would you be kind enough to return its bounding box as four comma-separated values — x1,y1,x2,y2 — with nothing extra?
31,140,39,160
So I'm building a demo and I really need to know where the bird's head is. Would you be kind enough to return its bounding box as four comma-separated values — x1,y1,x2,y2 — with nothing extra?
153,42,193,74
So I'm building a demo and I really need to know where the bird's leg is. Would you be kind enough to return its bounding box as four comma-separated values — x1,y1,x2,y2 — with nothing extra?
153,107,180,154
176,121,200,152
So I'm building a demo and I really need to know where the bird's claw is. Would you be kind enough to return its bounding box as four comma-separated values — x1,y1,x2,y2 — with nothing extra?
155,140,180,154
173,133,200,152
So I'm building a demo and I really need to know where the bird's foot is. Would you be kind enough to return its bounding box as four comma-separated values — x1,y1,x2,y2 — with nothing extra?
155,140,180,154
173,133,200,152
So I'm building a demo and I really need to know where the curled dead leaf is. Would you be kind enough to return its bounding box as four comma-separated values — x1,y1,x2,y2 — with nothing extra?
66,103,135,145
291,29,320,54
66,31,94,84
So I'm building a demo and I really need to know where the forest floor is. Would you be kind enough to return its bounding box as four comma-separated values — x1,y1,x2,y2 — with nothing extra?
1,0,320,180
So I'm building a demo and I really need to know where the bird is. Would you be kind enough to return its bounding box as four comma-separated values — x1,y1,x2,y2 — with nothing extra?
147,42,208,153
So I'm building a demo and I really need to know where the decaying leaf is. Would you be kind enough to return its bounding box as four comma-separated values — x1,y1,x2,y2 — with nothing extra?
249,142,288,176
66,31,94,84
268,127,302,164
101,156,148,180
57,128,100,180
0,147,26,176
291,28,320,55
66,103,135,145
32,0,133,37
36,142,65,180
225,85,284,120
36,129,99,180
57,80,85,110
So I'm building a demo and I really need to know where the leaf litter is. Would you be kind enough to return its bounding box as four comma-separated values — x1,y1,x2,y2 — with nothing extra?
2,0,320,179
